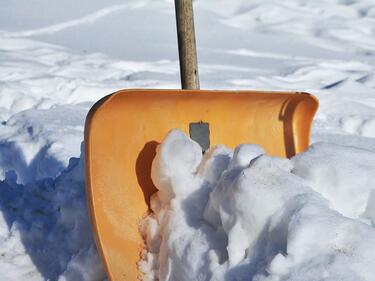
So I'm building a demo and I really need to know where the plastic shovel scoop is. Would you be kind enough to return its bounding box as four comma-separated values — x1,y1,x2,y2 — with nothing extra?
84,89,318,280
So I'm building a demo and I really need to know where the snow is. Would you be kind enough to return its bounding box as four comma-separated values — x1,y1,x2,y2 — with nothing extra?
140,130,375,281
0,0,375,280
0,148,105,281
292,143,375,222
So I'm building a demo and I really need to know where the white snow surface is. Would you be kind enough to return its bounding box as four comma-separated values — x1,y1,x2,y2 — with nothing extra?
1,0,375,280
140,130,375,281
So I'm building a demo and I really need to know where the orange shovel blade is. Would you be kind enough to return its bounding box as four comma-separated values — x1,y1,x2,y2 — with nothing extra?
84,89,318,280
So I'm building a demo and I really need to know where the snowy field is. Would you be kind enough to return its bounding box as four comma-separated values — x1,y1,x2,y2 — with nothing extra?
1,0,375,280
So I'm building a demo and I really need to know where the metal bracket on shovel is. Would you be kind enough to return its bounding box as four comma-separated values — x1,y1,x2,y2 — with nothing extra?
189,121,210,152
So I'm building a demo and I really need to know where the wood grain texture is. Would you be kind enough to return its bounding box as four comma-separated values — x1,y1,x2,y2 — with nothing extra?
175,0,200,89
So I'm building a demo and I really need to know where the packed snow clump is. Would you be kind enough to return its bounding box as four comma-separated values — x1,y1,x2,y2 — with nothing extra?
139,129,375,281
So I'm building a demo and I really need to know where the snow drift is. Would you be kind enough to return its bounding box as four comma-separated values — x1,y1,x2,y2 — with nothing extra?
139,130,375,281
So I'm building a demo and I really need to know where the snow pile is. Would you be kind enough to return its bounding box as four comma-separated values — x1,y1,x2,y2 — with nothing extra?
139,130,375,281
292,143,375,222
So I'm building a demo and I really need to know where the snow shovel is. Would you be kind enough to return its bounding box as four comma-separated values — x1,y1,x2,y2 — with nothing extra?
84,1,319,280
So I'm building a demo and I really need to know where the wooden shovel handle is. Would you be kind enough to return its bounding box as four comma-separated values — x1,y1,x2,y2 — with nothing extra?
175,0,200,90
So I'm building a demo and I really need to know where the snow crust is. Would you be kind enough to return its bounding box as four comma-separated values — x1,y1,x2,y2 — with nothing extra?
140,130,375,281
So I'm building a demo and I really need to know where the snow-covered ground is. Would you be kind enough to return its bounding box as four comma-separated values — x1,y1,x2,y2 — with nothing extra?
1,0,375,280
